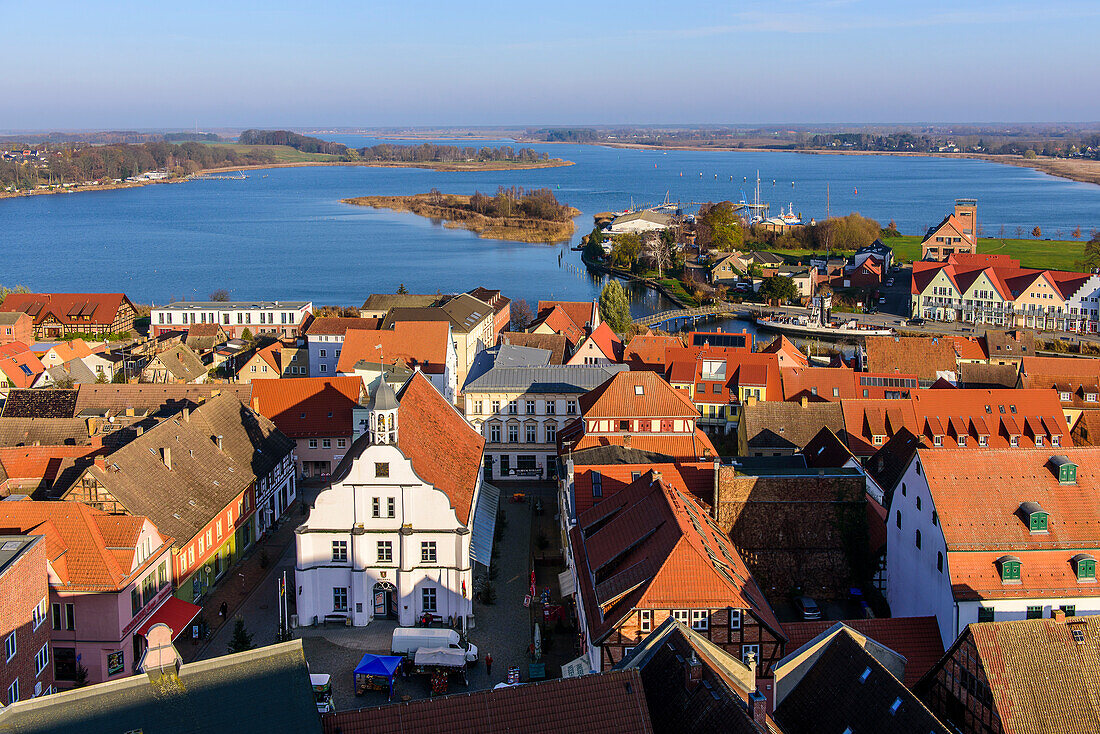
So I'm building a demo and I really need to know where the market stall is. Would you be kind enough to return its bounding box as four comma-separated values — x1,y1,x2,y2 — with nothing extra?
352,653,403,700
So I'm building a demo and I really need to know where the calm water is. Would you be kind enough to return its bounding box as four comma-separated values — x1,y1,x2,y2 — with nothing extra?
2,135,1098,319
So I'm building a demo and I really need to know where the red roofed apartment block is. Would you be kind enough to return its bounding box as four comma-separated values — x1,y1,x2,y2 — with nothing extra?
0,293,138,339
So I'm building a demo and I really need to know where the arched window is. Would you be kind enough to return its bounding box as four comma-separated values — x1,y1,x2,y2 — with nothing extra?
895,511,901,529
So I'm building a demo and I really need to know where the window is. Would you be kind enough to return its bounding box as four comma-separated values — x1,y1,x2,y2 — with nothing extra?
545,423,556,443
319,349,327,358
421,542,437,563
730,609,741,630
337,438,346,449
422,587,437,613
932,511,938,526
508,425,519,443
915,529,921,549
859,666,871,683
131,588,142,616
937,552,944,572
545,400,555,414
491,400,500,414
333,587,348,612
375,462,389,478
372,497,381,518
473,400,483,414
31,598,47,631
34,644,48,677
741,644,760,665
308,439,318,449
1077,557,1096,581
377,541,392,563
567,400,577,415
638,609,652,633
696,383,704,394
508,400,518,415
631,471,641,481
490,424,501,443
901,483,906,496
958,435,967,447
1029,512,1048,533
321,438,331,449
712,383,721,394
1062,605,1076,616
873,435,884,446
387,497,396,518
4,632,15,662
895,511,901,529
158,562,168,589
332,540,348,562
526,400,536,415
619,420,630,431
1000,560,1021,582
672,610,690,625
319,364,327,373
978,607,994,623
1026,605,1043,619
525,424,537,443
691,610,709,631
979,435,988,447
592,471,602,498
7,680,17,705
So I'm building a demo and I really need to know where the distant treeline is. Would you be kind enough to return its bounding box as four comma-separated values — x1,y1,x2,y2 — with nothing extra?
238,129,347,155
358,143,549,164
0,142,276,189
536,128,599,143
0,131,226,145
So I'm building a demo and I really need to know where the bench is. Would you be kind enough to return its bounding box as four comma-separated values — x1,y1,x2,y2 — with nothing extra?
323,613,350,627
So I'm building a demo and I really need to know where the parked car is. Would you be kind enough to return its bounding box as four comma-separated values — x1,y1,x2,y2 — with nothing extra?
795,596,821,620
886,278,894,286
907,317,926,326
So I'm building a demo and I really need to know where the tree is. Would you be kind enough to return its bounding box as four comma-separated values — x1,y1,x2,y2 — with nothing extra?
241,328,253,341
882,220,900,238
583,226,606,261
609,233,643,270
209,288,230,302
759,275,799,304
815,213,881,251
396,283,409,294
1032,226,1042,238
510,299,534,331
95,371,109,384
1072,226,1082,240
227,618,256,653
1084,232,1100,271
696,202,743,252
598,280,632,333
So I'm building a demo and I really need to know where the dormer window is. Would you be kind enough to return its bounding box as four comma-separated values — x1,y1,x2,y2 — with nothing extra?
958,435,967,447
933,435,943,447
1009,435,1019,447
1087,392,1098,403
997,555,1022,583
1072,554,1096,582
978,435,988,447
1060,392,1071,401
1050,455,1077,484
1052,434,1062,447
1019,502,1048,533
872,434,885,446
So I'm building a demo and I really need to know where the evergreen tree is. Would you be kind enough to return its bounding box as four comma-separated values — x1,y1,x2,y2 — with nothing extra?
227,618,255,653
599,280,632,333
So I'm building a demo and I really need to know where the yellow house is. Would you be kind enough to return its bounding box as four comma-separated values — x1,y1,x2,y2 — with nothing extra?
1009,271,1067,330
957,269,1011,326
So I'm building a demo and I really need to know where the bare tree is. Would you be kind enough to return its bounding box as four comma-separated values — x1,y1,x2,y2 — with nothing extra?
210,288,230,301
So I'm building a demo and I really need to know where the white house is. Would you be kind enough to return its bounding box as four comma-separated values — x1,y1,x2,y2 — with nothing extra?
1064,273,1100,334
294,373,491,630
886,447,1100,649
605,210,671,235
150,301,313,339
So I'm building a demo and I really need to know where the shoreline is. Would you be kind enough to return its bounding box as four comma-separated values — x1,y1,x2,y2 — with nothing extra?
546,140,1100,186
343,193,580,243
0,158,575,201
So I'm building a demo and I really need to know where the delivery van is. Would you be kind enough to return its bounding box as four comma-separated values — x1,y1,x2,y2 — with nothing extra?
391,627,478,662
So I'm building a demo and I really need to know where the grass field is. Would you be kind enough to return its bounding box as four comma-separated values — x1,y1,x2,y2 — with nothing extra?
206,143,340,163
886,235,1086,270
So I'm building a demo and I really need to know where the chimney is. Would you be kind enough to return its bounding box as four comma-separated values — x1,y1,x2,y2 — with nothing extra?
182,407,190,422
1054,609,1066,624
800,395,808,408
125,407,135,417
85,416,98,437
215,434,223,451
160,447,172,470
94,455,107,470
623,434,632,449
685,651,702,692
750,690,768,726
136,425,144,437
251,397,260,413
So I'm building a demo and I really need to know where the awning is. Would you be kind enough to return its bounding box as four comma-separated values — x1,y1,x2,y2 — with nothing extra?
558,570,576,597
137,596,202,639
469,482,500,568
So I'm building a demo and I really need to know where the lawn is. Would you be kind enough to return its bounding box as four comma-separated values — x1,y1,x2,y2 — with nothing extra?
205,143,340,164
886,235,1086,271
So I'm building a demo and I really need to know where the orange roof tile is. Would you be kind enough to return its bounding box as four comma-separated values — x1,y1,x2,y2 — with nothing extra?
760,336,809,368
0,342,44,388
336,321,450,374
0,293,135,327
572,321,623,362
571,430,718,461
580,371,701,419
624,334,682,370
250,376,363,438
305,317,381,335
536,300,596,332
530,304,585,346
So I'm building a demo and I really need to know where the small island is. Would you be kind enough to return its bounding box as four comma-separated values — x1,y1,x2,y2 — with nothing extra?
343,187,580,243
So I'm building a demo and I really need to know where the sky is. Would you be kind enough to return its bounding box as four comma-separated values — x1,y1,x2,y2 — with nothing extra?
5,0,1100,129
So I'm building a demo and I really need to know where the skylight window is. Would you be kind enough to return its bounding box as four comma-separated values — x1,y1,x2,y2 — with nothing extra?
634,385,644,395
890,697,902,714
1072,629,1086,643
859,667,871,682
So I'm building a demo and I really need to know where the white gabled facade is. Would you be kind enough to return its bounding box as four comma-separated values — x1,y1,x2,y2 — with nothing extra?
887,450,1100,649
295,383,475,630
1065,273,1100,334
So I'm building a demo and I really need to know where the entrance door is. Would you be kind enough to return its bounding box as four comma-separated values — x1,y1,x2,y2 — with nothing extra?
500,455,510,476
483,455,493,481
373,582,397,619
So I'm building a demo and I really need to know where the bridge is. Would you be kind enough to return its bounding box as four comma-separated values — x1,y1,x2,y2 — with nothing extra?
633,303,747,328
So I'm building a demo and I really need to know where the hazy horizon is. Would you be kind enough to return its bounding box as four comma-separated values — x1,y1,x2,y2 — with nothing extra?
6,0,1099,129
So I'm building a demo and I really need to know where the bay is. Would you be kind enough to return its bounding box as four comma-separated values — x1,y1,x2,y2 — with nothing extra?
1,135,1097,322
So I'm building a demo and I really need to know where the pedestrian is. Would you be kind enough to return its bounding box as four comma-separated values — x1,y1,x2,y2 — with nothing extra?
485,652,493,677
219,601,227,619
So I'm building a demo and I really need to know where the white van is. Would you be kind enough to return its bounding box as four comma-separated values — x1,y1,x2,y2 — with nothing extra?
391,628,478,662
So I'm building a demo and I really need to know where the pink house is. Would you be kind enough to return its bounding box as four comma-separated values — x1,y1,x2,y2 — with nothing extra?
0,502,196,688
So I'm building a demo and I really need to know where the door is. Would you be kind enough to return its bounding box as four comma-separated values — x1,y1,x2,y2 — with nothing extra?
500,455,510,476
483,455,493,481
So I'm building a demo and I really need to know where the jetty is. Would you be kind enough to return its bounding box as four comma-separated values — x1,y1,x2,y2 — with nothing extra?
192,171,249,180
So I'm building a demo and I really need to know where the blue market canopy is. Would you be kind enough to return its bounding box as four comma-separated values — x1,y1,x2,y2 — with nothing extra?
354,653,403,678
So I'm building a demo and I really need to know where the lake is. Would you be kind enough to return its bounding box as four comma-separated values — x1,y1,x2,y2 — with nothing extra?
2,135,1098,320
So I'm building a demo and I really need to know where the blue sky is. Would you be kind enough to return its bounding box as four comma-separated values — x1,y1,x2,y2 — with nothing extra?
6,0,1099,129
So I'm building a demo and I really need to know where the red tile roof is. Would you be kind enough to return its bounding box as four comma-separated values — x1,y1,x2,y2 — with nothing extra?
336,321,450,374
0,501,168,591
537,300,596,332
580,370,701,419
571,321,623,363
760,335,809,368
530,304,585,346
863,336,959,383
571,471,783,646
624,334,682,370
396,373,485,525
321,670,653,734
0,292,134,327
781,617,943,686
570,430,718,461
250,376,363,438
305,317,381,336
0,342,44,388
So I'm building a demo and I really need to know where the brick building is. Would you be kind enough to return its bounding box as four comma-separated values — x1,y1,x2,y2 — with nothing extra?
0,293,138,340
0,313,33,347
0,535,52,703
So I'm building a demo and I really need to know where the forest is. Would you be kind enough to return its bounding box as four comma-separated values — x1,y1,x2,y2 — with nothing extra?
238,129,347,155
356,142,549,164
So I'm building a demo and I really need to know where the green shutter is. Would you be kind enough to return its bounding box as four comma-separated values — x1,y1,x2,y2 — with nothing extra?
1002,561,1021,581
1079,559,1096,580
1029,513,1048,532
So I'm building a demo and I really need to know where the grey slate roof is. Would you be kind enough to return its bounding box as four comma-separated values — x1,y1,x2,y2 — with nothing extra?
74,384,253,418
0,640,322,734
0,388,78,418
569,444,676,466
44,359,98,385
382,293,492,335
464,365,627,394
464,344,551,387
368,379,399,411
70,394,294,546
